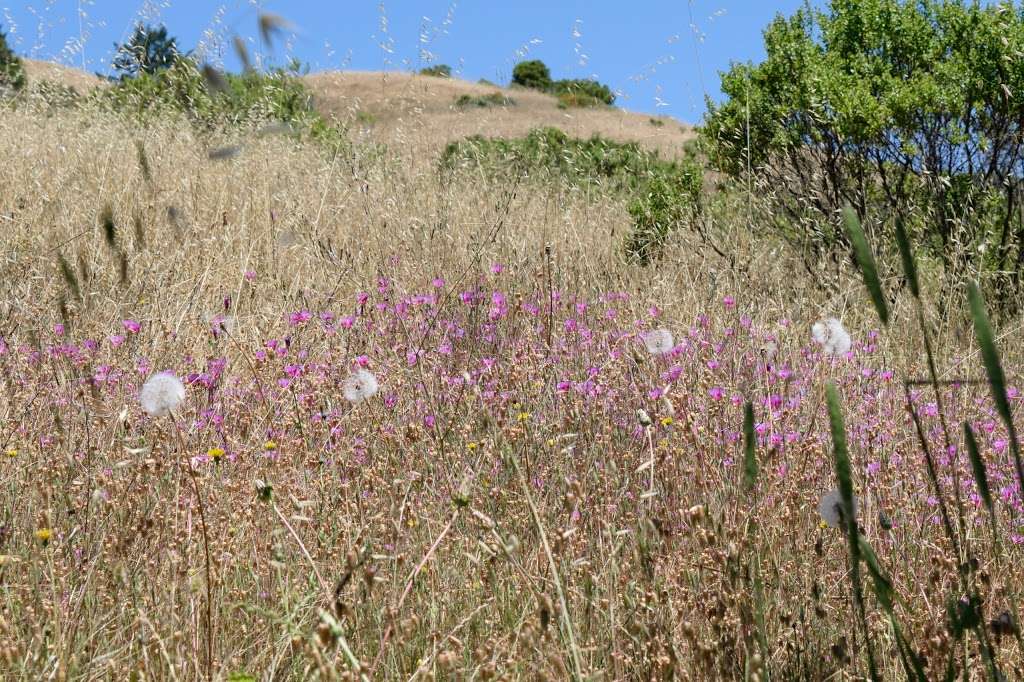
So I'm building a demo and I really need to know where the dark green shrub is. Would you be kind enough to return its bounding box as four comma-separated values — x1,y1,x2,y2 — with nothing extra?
455,92,514,108
701,0,1024,310
625,166,702,264
555,91,603,108
419,64,452,78
511,60,551,91
551,78,614,105
112,24,183,79
0,24,26,93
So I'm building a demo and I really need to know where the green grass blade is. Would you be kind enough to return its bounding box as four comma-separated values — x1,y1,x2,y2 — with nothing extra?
963,423,994,517
893,217,919,299
826,382,880,680
843,205,889,326
858,537,894,612
826,383,856,538
58,253,82,302
743,401,758,491
969,281,1012,426
100,204,117,249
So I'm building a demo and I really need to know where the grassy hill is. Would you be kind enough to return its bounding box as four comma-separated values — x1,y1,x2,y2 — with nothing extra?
16,58,693,157
304,70,693,156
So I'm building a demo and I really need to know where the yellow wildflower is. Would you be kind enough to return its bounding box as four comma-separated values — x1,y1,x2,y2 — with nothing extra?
263,440,277,451
208,447,225,461
660,416,674,427
517,412,530,423
467,442,478,451
35,528,53,544
4,448,16,458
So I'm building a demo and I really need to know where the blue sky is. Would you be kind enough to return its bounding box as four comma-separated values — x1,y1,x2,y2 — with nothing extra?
0,1,813,123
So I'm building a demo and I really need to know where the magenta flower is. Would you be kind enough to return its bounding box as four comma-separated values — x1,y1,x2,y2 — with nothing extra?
122,319,141,334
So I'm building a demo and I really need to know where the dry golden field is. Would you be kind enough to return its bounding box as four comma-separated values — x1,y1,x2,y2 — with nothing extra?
0,60,1023,682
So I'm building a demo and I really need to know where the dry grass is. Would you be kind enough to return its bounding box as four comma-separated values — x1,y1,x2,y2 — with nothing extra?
0,93,1022,682
21,58,106,93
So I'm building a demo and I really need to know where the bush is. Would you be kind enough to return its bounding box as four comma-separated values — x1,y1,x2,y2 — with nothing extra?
555,91,603,109
419,64,451,78
91,56,349,155
511,60,551,91
511,60,614,107
701,0,1024,311
626,165,702,265
455,92,514,108
551,78,614,105
0,24,26,94
95,57,313,128
112,24,182,79
441,127,702,262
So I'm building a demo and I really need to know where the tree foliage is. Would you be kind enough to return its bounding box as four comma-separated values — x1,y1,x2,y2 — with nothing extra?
112,24,182,79
512,60,551,91
0,24,26,93
702,0,1024,311
512,59,615,107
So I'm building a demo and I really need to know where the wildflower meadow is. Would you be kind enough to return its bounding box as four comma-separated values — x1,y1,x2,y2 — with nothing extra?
3,2,1024,680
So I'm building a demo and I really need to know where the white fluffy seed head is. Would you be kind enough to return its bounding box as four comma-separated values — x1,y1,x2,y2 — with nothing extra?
818,489,857,528
343,368,379,403
641,328,674,355
139,372,185,417
812,318,852,357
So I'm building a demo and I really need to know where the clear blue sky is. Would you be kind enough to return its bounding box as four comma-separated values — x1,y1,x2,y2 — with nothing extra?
0,1,814,123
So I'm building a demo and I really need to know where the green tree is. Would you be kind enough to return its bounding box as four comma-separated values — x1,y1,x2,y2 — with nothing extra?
0,24,26,93
702,0,1024,310
112,24,182,79
512,60,551,91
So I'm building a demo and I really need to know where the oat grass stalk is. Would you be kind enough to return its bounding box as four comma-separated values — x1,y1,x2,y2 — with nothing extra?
171,419,213,682
508,448,585,680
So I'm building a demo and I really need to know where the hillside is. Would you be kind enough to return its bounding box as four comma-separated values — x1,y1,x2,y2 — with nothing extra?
16,59,694,156
21,58,106,92
304,71,694,157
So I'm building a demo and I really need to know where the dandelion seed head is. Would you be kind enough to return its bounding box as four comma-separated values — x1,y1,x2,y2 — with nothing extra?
343,368,379,403
641,328,674,355
818,488,857,528
811,318,852,356
139,372,185,417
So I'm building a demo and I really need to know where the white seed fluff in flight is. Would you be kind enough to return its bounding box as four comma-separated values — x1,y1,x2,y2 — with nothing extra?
811,318,852,357
818,488,857,528
343,368,379,403
641,329,675,355
139,372,186,417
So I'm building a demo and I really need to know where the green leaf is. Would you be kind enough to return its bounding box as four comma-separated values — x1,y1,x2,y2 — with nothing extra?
843,205,888,326
893,217,919,299
743,401,758,491
963,423,994,517
969,281,1012,427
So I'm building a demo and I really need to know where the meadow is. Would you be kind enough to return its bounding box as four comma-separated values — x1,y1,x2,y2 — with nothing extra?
2,14,1024,681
